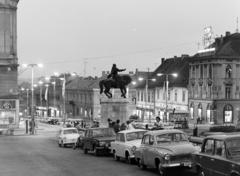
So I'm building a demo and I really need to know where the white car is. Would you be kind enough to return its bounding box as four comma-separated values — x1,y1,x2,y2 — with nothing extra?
111,129,147,164
58,128,79,147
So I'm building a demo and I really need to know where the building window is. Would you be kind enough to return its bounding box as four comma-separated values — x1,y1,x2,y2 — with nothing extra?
198,103,202,120
148,92,150,103
163,91,165,100
85,94,87,102
209,64,212,78
226,65,232,78
168,90,170,101
224,104,233,123
138,91,140,101
225,86,232,99
200,65,204,78
80,94,82,101
192,66,195,77
237,86,239,92
182,90,185,102
152,92,154,103
89,94,92,102
141,91,143,101
157,89,160,99
77,107,79,115
190,102,194,120
174,90,177,102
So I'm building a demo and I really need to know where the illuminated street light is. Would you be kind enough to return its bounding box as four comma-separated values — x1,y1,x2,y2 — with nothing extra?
22,63,43,134
157,73,178,122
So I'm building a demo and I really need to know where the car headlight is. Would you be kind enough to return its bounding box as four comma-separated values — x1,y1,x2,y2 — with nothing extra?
164,154,170,161
131,146,137,151
99,142,105,146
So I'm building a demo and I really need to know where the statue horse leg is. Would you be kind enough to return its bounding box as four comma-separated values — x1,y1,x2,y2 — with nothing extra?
104,88,112,98
120,87,126,98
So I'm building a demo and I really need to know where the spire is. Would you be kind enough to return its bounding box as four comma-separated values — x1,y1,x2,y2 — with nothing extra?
237,16,239,33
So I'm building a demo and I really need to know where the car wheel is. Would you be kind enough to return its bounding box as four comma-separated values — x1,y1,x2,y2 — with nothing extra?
139,159,147,170
126,153,133,165
83,147,88,154
113,151,120,161
58,141,61,147
157,162,166,176
197,167,204,176
63,144,66,148
94,149,99,157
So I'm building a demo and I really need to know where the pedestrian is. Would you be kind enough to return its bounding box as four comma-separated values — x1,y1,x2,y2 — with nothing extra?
120,123,126,131
113,119,120,133
126,120,134,130
108,118,113,128
154,116,164,129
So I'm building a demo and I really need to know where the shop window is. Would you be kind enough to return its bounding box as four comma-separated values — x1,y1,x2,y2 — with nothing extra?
226,65,232,78
198,103,202,120
224,104,233,123
190,102,194,120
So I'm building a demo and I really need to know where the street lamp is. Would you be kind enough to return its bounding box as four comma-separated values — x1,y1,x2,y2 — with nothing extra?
22,63,43,134
157,73,177,122
138,77,156,122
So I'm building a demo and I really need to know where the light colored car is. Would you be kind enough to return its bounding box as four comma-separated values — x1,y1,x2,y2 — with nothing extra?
134,129,199,176
58,127,79,147
111,129,147,164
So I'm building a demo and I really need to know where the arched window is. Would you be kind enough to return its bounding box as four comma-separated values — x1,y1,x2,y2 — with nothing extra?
198,103,202,120
190,102,194,120
223,104,233,123
226,65,232,78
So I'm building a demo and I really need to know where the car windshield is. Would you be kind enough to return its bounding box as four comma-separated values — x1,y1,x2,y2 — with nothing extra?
92,128,115,137
126,131,147,141
226,139,240,157
63,129,78,134
156,133,188,144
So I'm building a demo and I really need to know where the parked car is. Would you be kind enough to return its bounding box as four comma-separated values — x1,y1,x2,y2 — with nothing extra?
58,127,79,147
81,127,116,156
111,129,147,164
134,129,199,176
192,134,240,176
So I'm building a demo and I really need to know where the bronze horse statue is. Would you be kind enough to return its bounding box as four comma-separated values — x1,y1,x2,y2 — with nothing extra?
99,75,132,98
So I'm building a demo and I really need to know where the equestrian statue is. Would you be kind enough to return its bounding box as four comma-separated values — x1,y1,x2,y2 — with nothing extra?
99,64,132,98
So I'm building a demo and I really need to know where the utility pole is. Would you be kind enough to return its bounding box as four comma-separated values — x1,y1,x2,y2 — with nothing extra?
84,58,88,78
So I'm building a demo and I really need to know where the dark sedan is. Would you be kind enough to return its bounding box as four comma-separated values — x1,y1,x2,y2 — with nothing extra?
192,134,240,176
81,127,116,156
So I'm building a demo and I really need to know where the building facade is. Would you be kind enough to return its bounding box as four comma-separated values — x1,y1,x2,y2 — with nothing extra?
0,0,20,128
136,56,189,122
188,32,240,125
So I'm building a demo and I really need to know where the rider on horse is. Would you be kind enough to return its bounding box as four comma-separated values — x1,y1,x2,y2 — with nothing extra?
107,64,126,87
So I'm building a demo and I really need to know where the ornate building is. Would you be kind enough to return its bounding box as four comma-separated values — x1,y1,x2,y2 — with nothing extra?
188,32,240,124
0,0,20,128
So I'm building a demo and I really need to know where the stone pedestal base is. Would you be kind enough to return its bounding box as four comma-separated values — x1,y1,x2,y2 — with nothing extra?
100,98,129,127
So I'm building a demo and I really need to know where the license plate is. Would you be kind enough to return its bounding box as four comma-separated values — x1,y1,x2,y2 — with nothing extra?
184,162,191,167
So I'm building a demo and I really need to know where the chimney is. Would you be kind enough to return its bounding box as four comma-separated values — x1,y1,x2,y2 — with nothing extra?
161,58,165,65
129,71,134,75
102,71,106,76
226,31,231,36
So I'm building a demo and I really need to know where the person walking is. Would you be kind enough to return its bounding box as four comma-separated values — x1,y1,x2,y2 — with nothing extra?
113,119,120,133
120,123,126,131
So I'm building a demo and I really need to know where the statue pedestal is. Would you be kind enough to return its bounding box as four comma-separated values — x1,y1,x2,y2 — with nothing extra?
100,98,129,127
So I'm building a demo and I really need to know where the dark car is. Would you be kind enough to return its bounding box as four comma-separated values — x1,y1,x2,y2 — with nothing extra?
192,134,240,176
73,128,87,149
81,127,116,156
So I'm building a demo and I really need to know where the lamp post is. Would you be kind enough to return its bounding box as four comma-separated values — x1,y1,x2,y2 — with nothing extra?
45,84,49,117
157,73,177,122
53,72,59,117
138,77,156,122
39,81,43,117
23,63,43,134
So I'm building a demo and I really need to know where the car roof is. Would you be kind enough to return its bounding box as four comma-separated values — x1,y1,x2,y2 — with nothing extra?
61,127,78,130
117,129,147,134
145,129,185,136
205,133,240,141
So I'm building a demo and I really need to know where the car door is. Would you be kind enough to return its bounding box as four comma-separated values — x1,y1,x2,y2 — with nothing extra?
199,139,214,176
142,135,150,165
145,135,155,167
83,130,91,149
211,140,228,176
117,133,125,158
114,134,121,155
